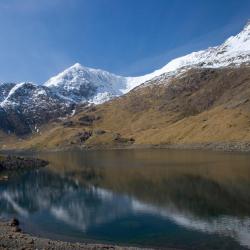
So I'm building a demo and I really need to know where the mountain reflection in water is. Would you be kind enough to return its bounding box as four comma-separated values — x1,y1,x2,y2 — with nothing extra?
0,149,250,249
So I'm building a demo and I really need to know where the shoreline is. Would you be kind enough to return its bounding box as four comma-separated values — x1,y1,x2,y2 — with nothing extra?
0,219,151,250
0,219,164,250
1,141,250,155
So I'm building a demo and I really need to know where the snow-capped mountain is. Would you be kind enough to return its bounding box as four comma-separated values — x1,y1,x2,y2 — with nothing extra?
0,82,74,135
129,21,250,87
45,22,250,104
45,63,128,104
0,22,250,135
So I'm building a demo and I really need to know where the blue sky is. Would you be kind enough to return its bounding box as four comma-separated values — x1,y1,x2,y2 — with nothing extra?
0,0,249,84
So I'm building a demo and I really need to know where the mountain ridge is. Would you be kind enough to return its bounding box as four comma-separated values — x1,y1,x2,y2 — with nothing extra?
44,22,250,104
6,65,250,151
0,22,249,138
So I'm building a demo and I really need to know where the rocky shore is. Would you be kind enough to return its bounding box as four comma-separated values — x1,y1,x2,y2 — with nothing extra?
54,141,250,153
0,155,48,172
0,219,154,250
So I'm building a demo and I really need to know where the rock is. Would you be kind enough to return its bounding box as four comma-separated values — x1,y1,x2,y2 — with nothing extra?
0,156,49,172
27,239,34,244
10,218,19,227
0,175,8,181
94,129,106,135
78,131,92,142
13,226,21,233
63,121,74,127
78,114,100,126
114,134,135,144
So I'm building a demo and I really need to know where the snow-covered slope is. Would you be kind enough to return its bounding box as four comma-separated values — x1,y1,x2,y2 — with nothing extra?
0,82,16,102
45,22,250,104
0,82,75,135
45,63,127,104
126,21,250,88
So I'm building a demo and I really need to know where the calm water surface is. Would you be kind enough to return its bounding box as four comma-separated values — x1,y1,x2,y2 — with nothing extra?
1,149,250,249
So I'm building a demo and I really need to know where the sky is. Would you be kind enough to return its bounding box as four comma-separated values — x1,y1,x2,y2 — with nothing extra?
0,0,249,84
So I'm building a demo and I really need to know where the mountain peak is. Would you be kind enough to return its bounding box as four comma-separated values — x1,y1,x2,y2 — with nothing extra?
44,23,250,105
70,62,84,70
63,63,115,77
72,62,82,68
44,62,127,104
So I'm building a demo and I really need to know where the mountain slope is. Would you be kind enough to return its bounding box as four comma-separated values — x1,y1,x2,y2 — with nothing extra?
44,63,128,104
44,22,250,104
0,83,16,102
0,82,75,135
8,66,250,151
128,21,250,87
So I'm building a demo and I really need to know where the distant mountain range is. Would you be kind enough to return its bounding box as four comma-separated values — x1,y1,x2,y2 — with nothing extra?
0,22,249,138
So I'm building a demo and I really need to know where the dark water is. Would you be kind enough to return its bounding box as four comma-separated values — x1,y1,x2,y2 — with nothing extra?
1,149,250,249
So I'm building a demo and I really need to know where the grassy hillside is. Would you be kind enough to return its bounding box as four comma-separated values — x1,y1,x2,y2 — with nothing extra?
2,66,250,150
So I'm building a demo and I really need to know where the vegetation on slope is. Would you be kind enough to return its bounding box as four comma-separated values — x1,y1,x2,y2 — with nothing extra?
1,66,250,150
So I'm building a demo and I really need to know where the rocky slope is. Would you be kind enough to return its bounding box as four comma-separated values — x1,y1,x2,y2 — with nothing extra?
0,82,75,135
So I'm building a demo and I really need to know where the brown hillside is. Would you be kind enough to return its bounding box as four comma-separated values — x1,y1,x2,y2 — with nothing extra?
2,66,250,150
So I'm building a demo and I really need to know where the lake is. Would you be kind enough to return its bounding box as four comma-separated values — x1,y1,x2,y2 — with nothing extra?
0,149,250,249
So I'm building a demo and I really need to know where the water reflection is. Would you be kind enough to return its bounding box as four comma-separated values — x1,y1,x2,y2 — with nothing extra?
0,149,250,249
